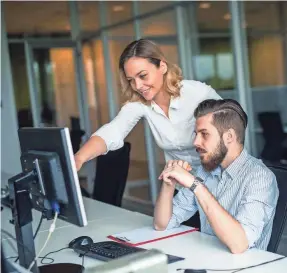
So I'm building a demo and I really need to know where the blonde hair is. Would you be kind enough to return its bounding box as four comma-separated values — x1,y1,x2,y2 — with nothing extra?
119,39,183,104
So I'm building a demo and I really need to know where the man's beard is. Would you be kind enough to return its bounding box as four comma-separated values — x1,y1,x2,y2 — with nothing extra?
200,138,228,172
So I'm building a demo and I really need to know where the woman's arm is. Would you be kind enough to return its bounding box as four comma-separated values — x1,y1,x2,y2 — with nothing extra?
74,135,107,171
74,102,144,171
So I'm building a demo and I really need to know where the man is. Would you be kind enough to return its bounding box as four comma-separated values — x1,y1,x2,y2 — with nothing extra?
154,99,279,254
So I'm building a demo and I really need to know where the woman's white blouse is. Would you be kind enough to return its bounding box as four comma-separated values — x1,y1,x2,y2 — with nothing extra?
92,80,221,169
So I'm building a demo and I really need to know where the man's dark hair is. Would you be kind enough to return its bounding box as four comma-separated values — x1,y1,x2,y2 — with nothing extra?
194,99,248,145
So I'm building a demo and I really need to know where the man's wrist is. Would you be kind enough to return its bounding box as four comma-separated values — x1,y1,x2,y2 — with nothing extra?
186,175,196,188
189,176,204,193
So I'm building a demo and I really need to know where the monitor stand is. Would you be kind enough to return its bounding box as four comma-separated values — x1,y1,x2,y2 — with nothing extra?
8,171,85,273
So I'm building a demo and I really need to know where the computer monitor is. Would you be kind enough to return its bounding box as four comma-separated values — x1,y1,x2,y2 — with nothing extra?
17,127,87,226
8,128,87,273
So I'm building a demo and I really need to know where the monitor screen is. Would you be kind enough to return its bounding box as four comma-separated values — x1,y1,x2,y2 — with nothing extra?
18,127,87,227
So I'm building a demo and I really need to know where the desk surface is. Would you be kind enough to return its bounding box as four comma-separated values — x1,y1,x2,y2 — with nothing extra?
1,197,140,239
2,198,287,273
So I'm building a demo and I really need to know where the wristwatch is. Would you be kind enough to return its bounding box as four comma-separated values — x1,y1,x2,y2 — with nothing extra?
190,176,204,193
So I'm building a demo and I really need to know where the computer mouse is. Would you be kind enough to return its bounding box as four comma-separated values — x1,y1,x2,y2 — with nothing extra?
68,236,93,248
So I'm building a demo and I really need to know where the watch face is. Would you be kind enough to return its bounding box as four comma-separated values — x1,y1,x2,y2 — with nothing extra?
190,177,203,193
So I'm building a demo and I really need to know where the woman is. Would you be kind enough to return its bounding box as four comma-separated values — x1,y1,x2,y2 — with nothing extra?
74,39,221,172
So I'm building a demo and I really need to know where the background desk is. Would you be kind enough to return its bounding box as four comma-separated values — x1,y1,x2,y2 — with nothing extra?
2,198,287,273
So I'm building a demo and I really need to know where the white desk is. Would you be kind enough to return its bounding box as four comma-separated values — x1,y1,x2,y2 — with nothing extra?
2,199,287,273
1,197,141,240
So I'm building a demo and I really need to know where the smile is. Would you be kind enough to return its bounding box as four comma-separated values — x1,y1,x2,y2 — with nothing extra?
139,88,151,95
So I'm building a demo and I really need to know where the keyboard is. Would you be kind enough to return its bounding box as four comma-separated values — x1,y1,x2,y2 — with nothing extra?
72,241,184,264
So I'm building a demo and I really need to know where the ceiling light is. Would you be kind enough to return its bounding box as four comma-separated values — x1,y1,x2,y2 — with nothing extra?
223,13,231,20
199,2,211,9
113,5,124,12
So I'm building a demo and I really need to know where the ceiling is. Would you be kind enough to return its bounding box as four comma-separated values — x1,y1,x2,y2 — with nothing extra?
3,1,286,36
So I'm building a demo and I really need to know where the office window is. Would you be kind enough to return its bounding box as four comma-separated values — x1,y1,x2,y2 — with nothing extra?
245,2,285,87
194,38,234,90
248,35,285,87
141,11,176,37
184,1,234,91
196,1,230,32
245,2,280,32
4,1,70,36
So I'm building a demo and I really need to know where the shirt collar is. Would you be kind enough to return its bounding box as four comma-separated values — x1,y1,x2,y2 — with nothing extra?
169,96,180,109
224,148,249,179
196,165,221,180
151,96,180,111
210,166,222,179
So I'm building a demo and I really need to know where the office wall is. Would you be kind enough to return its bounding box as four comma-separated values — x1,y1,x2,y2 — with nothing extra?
1,12,21,185
50,48,79,127
249,36,285,87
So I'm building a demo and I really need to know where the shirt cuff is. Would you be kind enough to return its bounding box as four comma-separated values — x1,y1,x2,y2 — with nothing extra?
166,214,181,230
91,126,124,154
240,222,257,249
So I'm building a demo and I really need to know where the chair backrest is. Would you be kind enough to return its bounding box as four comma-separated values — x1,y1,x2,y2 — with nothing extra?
17,109,33,128
93,142,131,207
258,112,285,143
70,129,85,153
267,165,287,253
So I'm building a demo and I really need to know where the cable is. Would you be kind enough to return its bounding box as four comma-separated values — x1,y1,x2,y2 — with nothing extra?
14,214,44,263
33,214,44,239
1,229,52,266
39,247,69,264
40,247,69,265
176,256,286,272
231,256,286,273
27,211,58,271
80,250,90,273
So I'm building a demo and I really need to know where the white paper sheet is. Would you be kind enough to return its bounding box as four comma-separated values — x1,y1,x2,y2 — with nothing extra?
108,225,197,246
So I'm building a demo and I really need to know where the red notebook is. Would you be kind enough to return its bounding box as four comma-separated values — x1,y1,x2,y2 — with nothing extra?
107,225,198,246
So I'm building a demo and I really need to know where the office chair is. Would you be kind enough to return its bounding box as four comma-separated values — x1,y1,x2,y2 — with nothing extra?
92,142,131,207
258,112,287,163
267,165,287,253
17,109,33,128
70,129,85,154
70,116,85,154
70,116,81,130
